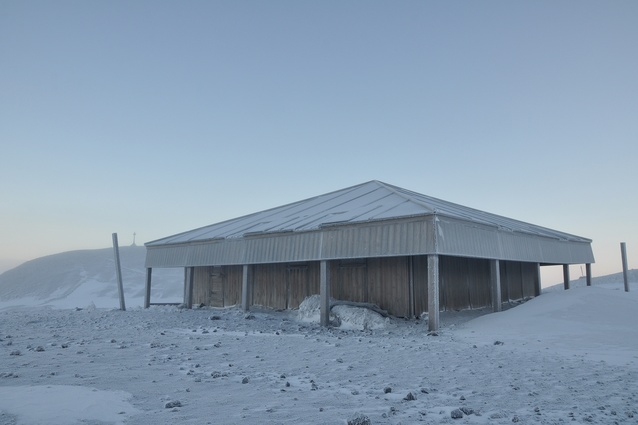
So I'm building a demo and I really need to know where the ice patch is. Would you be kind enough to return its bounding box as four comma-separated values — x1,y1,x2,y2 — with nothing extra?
0,385,141,425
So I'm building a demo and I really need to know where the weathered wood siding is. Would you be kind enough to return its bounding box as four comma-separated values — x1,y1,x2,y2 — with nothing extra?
500,260,538,303
439,256,491,311
192,256,538,315
331,260,368,304
368,257,410,318
192,266,242,307
224,266,243,306
330,257,411,317
252,262,320,310
287,262,320,309
412,255,429,317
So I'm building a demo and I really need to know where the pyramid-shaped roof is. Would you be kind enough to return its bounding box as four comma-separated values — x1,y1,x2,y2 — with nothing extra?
147,180,589,246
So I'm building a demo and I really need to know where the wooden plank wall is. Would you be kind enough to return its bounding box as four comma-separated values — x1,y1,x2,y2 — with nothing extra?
412,256,429,317
193,257,538,315
224,266,243,306
331,260,368,303
192,266,212,306
253,264,288,310
287,262,320,309
368,257,410,317
252,263,320,310
439,256,492,311
500,260,538,303
192,266,243,307
330,257,411,317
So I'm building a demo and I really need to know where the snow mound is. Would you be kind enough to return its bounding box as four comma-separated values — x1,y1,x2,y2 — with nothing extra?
297,295,388,330
332,304,388,330
297,294,324,322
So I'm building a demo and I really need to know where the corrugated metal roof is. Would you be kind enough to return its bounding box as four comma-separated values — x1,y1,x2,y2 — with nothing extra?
146,180,590,246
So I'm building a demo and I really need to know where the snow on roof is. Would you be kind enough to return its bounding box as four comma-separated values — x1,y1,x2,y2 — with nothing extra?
146,180,590,246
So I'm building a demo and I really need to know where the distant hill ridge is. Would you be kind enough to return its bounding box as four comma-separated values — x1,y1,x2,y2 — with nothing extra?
0,246,182,309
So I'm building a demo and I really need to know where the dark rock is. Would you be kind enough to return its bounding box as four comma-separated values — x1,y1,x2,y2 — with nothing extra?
165,400,182,409
35,346,45,352
242,377,249,384
460,407,474,415
494,341,504,345
451,409,464,419
384,386,392,394
404,392,417,401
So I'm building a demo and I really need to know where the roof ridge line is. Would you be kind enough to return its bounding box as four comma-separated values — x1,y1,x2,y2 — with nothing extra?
373,180,437,214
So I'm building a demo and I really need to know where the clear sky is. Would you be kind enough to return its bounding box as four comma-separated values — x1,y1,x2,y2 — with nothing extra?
1,1,637,285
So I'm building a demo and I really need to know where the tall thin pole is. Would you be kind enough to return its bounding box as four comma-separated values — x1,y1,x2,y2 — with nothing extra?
621,242,630,292
112,233,126,311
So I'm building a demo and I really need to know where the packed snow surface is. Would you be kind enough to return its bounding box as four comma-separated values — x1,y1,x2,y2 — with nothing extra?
0,249,637,424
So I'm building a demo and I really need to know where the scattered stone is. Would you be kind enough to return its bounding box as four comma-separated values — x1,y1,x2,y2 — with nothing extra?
451,409,464,419
384,386,392,394
347,412,371,425
35,346,45,352
165,400,182,409
110,339,117,343
9,350,21,356
403,392,416,401
460,395,465,401
512,415,520,422
420,388,429,394
210,315,221,320
244,313,255,320
242,377,249,384
460,407,474,415
494,341,504,345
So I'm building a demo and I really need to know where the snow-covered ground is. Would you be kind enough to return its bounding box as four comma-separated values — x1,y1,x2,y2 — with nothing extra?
1,249,637,424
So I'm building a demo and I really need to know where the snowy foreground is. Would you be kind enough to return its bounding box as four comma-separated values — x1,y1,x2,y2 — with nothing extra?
1,281,637,425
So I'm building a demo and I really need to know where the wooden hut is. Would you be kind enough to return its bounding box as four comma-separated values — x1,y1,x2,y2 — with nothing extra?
144,181,594,330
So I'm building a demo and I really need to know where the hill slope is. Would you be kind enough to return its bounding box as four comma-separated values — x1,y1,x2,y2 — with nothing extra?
0,246,182,309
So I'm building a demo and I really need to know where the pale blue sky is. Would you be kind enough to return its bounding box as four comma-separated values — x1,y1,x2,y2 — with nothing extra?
1,1,637,284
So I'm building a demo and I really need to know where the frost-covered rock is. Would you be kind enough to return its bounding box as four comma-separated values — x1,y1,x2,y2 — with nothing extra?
347,412,371,425
331,305,387,331
165,400,182,408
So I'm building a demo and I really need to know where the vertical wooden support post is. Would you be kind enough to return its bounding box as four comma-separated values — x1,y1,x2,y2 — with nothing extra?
535,263,542,296
621,242,630,292
320,260,331,327
563,265,570,290
111,233,126,311
490,259,502,312
242,264,252,312
144,268,152,308
408,256,415,318
427,255,439,332
184,267,194,309
585,263,592,287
